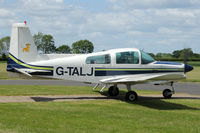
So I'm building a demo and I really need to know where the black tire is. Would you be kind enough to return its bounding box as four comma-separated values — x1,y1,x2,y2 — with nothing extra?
125,91,138,102
108,86,119,96
163,89,172,98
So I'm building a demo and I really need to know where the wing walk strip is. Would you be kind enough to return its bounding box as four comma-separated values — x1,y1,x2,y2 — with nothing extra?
8,53,53,71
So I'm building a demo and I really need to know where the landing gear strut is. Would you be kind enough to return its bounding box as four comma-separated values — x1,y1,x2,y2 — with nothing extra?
162,82,175,99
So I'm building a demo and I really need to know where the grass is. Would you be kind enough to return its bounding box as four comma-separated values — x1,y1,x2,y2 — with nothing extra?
0,85,160,96
0,61,17,80
0,85,97,96
174,61,200,67
182,66,200,82
0,99,200,133
187,61,200,66
0,85,198,132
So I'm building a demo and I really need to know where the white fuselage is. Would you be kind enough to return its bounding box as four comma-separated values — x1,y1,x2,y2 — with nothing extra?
27,48,185,84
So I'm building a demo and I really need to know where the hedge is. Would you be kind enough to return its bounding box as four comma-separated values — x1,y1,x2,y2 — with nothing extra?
155,58,200,61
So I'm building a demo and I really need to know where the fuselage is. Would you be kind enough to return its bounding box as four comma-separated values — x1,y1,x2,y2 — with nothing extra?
7,48,189,84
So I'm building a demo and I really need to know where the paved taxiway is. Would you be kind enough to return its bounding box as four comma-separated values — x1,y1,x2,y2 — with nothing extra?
0,94,200,103
0,80,199,95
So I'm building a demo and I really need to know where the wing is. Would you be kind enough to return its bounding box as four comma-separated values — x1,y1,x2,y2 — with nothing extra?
100,73,185,84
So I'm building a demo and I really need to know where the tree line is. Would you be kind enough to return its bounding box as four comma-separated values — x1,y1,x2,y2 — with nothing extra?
34,32,94,54
149,48,200,61
0,33,200,61
0,32,94,57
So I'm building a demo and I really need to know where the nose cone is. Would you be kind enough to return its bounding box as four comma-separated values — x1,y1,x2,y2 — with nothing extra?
185,64,193,73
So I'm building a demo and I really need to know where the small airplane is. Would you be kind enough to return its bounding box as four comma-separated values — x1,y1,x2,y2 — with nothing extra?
7,22,193,101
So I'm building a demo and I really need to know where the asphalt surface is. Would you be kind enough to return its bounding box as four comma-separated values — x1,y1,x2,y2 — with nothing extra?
0,80,199,95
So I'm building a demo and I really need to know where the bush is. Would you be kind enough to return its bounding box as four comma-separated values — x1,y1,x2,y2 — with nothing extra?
156,57,200,61
0,54,8,61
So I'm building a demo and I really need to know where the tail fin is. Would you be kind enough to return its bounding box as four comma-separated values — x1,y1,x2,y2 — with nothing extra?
7,23,38,72
9,23,38,62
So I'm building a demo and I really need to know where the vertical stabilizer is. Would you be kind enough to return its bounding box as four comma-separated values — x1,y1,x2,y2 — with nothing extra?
9,23,38,63
7,23,39,72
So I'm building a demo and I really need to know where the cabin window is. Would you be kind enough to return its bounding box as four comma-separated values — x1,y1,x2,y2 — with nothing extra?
116,51,139,64
86,54,111,64
141,50,155,64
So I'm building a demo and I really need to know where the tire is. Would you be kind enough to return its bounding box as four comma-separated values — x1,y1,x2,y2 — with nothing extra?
163,89,172,99
126,91,138,102
108,86,119,96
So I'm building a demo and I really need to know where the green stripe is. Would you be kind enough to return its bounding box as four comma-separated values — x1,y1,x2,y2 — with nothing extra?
9,54,53,71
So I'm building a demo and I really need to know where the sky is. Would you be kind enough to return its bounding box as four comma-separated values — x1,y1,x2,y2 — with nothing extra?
0,0,200,54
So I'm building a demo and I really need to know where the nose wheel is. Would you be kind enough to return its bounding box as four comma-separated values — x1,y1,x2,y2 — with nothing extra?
163,89,172,98
162,82,175,99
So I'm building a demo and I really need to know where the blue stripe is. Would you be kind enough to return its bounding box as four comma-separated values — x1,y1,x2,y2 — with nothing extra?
7,57,27,70
7,54,53,76
95,68,183,76
9,53,53,68
154,61,182,65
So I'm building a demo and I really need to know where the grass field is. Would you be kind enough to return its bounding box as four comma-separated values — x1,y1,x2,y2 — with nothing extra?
187,61,200,66
0,82,199,132
0,61,16,80
0,99,200,133
181,66,200,82
0,85,160,96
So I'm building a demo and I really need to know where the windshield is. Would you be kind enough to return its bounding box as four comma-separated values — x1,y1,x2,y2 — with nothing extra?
141,50,155,64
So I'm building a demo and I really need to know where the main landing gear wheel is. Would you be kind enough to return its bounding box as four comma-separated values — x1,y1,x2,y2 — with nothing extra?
163,89,172,99
126,91,138,102
108,86,119,96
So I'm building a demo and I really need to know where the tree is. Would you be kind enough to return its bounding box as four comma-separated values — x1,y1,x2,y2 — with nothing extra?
172,48,193,59
33,33,56,54
72,40,94,54
33,32,43,51
193,53,200,58
56,45,71,54
40,35,56,54
180,48,193,60
2,53,6,60
156,53,162,58
0,36,10,55
172,50,181,58
0,41,4,54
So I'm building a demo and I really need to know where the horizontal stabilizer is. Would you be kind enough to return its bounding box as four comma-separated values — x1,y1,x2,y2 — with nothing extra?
14,68,32,77
13,68,53,77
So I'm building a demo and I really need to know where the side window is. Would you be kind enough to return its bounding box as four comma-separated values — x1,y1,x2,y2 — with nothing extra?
116,51,139,64
86,54,111,64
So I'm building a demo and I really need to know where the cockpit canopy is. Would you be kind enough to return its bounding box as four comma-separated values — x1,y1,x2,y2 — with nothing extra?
140,50,155,64
86,49,155,64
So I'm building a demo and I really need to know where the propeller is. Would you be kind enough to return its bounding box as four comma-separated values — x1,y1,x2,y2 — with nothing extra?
183,48,193,73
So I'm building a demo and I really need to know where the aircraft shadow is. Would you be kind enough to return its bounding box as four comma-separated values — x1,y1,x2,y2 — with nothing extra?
130,97,199,110
31,96,110,102
100,91,200,110
30,91,199,110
